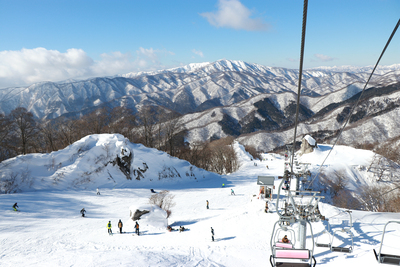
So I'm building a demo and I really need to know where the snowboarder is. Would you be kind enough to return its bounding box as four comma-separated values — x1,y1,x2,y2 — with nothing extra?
231,189,235,195
211,227,215,241
179,226,185,232
96,188,100,195
135,221,140,235
118,219,123,233
13,203,19,212
206,200,209,209
80,208,86,217
167,226,173,232
282,235,289,243
107,221,112,235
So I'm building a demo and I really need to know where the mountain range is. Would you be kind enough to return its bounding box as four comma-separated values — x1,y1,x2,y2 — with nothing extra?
1,59,399,151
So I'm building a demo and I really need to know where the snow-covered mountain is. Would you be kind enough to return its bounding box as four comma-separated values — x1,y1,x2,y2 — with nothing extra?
1,59,399,120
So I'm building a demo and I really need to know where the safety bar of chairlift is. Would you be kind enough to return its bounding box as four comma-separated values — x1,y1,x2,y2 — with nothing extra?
375,221,400,264
330,210,354,253
270,247,317,267
269,254,316,267
315,220,332,248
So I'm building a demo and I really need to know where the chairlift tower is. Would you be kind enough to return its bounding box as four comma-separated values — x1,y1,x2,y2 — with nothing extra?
276,162,324,249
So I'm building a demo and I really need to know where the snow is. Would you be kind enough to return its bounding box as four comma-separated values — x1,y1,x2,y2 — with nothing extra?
1,134,400,266
303,134,316,146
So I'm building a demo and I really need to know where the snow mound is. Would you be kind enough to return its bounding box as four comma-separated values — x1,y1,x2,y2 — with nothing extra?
0,134,219,193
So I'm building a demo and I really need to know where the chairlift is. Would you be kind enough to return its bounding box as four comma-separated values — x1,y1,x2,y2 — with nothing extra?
273,223,296,249
373,221,400,265
270,220,317,267
315,220,332,248
330,210,353,253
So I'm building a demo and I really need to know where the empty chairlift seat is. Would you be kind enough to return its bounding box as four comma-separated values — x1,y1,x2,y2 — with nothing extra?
374,221,400,265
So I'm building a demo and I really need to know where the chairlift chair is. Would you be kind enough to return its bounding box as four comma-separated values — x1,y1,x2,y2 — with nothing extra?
270,220,317,267
373,221,400,265
315,220,332,248
273,224,296,249
330,210,353,253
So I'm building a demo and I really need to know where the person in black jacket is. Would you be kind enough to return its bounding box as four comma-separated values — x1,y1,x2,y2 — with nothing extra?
13,203,19,211
80,208,86,217
118,219,123,233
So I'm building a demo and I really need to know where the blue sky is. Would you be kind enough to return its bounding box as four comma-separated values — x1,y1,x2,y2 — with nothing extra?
0,0,399,88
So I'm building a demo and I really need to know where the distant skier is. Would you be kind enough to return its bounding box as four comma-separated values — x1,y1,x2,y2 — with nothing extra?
96,188,100,195
135,221,140,235
265,201,269,213
231,189,235,196
13,203,19,212
179,226,185,232
211,227,215,242
118,219,123,234
80,208,86,217
206,200,209,209
107,221,112,235
150,189,156,193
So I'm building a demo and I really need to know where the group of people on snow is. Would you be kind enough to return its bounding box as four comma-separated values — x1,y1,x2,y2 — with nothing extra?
105,219,139,235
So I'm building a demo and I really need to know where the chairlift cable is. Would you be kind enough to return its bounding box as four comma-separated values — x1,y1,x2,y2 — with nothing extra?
290,0,309,175
306,18,400,190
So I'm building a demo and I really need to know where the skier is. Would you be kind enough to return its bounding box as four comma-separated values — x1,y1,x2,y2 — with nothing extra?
206,200,209,209
107,221,112,235
179,226,185,232
96,188,100,195
211,227,215,242
80,208,86,217
135,221,140,235
150,189,156,193
13,203,19,212
118,219,123,234
231,189,235,195
265,201,269,213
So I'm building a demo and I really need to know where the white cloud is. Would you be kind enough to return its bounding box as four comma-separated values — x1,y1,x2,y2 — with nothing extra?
0,47,175,88
192,49,204,57
200,0,269,31
314,53,334,62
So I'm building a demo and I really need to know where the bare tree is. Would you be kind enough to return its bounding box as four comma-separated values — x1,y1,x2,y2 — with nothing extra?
10,107,38,155
149,190,176,218
0,113,15,161
108,107,137,140
81,107,111,135
137,107,157,147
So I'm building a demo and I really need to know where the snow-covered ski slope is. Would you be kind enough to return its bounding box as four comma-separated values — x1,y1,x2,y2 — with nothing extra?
1,134,400,266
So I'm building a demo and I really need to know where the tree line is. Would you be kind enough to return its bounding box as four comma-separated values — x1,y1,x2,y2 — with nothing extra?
0,106,239,175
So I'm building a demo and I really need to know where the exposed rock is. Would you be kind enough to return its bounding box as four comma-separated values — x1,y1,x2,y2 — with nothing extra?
131,209,150,221
298,135,317,156
114,148,133,180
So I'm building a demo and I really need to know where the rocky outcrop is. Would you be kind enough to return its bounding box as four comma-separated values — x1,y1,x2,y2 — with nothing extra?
298,135,317,156
131,209,150,221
